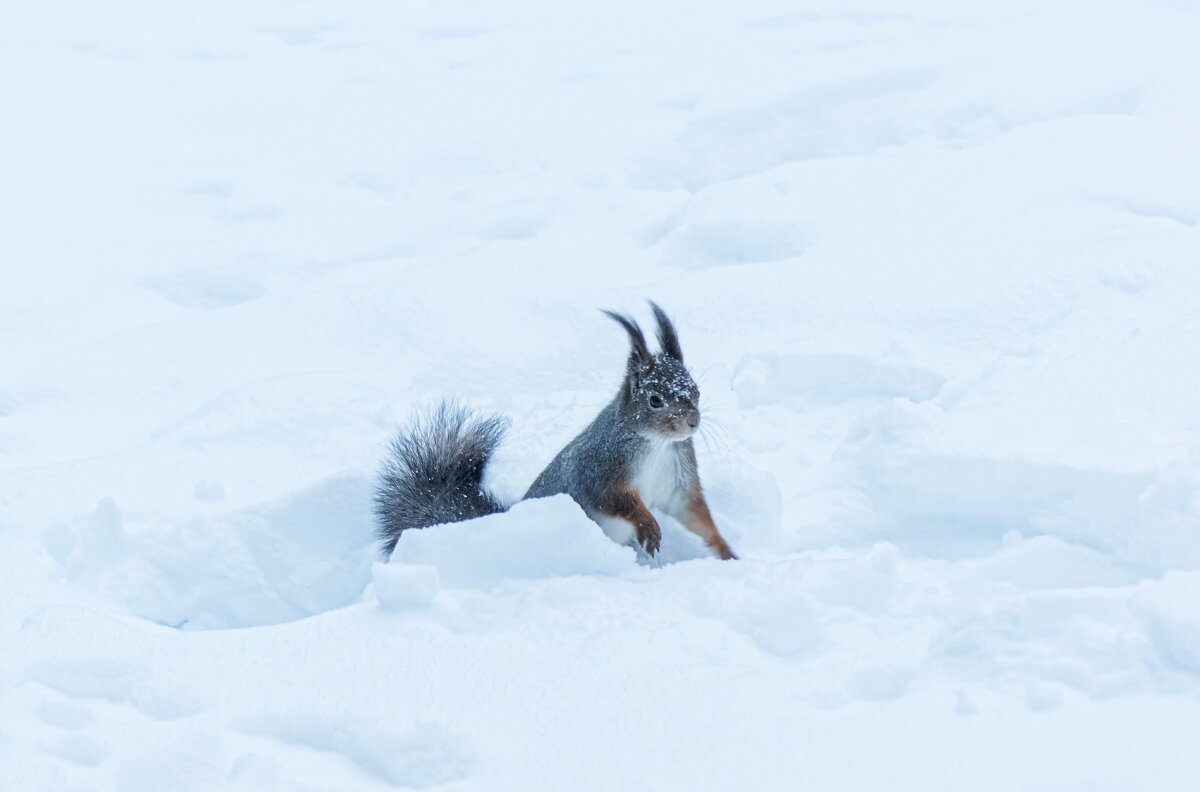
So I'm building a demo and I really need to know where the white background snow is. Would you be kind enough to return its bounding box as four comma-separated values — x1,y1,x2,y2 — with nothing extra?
3,0,1200,789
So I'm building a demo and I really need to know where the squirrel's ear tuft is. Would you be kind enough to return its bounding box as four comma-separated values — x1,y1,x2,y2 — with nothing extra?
602,310,653,372
649,301,683,362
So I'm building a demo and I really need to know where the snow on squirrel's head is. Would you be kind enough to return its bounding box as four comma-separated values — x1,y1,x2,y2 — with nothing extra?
604,302,701,442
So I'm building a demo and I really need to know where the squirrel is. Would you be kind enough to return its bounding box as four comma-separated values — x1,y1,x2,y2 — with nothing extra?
373,301,737,561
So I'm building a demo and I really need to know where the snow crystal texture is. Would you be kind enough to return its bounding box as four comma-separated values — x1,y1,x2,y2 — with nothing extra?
2,1,1199,790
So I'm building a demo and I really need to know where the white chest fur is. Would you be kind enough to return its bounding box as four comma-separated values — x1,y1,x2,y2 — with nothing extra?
633,441,688,513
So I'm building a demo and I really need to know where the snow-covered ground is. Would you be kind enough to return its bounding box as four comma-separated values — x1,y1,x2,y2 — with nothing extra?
3,0,1200,788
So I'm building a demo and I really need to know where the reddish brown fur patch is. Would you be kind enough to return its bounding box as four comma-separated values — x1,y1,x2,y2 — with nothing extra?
682,491,737,560
596,489,662,556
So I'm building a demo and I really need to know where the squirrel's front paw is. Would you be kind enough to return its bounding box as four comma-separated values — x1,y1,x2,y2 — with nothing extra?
637,525,662,557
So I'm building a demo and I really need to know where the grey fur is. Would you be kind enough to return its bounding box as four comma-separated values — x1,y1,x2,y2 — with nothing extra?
373,402,507,557
525,314,702,502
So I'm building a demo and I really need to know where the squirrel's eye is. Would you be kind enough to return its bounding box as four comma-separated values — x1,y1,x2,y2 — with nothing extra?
648,393,665,410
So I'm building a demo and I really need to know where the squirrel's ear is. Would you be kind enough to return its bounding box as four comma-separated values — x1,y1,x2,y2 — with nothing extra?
649,300,683,362
602,310,653,372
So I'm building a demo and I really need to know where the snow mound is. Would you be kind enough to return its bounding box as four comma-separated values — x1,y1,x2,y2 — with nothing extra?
37,475,377,630
387,496,636,589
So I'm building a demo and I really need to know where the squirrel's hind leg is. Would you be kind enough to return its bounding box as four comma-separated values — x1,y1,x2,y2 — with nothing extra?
673,491,738,561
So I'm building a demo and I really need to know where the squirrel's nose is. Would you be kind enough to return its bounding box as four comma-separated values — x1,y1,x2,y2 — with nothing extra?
686,410,700,429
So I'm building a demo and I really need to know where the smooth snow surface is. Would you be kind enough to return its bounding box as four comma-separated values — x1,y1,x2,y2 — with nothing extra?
3,1,1200,789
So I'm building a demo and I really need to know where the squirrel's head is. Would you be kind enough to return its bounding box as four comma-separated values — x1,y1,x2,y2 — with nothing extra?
603,302,701,442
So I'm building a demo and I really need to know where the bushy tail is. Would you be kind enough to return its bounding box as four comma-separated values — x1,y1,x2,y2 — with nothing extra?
374,401,507,558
